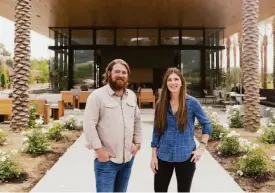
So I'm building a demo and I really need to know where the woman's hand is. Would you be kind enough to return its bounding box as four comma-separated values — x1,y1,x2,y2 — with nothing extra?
191,145,205,163
150,155,158,173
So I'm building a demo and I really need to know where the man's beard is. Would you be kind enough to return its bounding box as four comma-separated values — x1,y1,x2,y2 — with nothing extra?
109,75,128,91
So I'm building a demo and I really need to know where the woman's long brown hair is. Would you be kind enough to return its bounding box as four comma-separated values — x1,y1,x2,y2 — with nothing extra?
155,67,188,135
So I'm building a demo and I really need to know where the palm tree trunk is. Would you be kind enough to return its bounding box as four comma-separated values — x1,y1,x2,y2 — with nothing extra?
273,20,275,88
238,32,243,69
11,0,32,131
242,0,260,132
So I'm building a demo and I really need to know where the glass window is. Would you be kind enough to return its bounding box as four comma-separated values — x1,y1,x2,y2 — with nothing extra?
205,29,223,46
181,30,203,45
180,50,201,96
71,29,93,45
137,29,158,46
117,29,137,46
161,30,179,45
96,30,114,45
49,28,69,46
73,50,95,89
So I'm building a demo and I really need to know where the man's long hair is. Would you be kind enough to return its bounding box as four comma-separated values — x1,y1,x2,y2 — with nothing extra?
103,59,131,85
155,67,188,135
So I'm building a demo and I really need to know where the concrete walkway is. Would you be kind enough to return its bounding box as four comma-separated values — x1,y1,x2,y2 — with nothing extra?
31,109,243,192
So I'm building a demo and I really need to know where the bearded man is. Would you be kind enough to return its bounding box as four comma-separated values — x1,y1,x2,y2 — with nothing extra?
83,59,142,192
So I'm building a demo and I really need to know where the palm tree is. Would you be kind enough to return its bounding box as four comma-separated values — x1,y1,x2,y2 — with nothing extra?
273,19,275,88
242,0,260,132
11,0,32,131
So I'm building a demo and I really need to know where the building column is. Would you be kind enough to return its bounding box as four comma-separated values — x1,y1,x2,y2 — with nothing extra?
226,38,231,71
263,35,268,88
260,41,264,87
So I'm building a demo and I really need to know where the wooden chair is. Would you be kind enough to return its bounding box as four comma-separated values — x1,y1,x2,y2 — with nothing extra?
77,91,92,108
29,99,51,124
0,99,12,122
37,94,64,119
61,91,75,108
139,88,155,109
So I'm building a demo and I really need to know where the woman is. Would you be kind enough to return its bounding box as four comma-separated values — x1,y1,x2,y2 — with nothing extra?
150,67,212,192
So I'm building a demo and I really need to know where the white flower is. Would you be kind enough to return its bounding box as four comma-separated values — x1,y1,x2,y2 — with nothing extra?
266,107,270,111
271,156,275,161
268,122,275,127
1,156,6,162
23,137,29,142
11,149,18,155
35,119,44,125
227,131,240,138
41,128,48,134
237,170,243,176
242,155,247,159
256,129,264,136
218,151,221,155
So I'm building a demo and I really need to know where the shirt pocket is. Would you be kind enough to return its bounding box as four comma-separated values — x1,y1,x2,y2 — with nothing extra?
125,100,136,119
103,101,119,118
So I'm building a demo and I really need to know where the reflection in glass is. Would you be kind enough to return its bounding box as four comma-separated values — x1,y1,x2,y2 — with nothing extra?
161,30,179,45
73,50,95,89
181,30,203,45
117,29,137,46
71,30,93,45
137,29,158,46
96,30,114,45
180,50,201,96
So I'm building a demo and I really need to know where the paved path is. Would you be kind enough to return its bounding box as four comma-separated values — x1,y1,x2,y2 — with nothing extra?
31,109,243,192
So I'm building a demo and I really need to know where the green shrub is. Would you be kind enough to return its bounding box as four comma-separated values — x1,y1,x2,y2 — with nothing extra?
0,129,7,146
258,125,275,144
28,104,37,128
218,136,240,156
0,150,22,181
22,129,50,155
64,115,82,130
237,149,268,177
210,124,230,140
227,105,243,128
47,121,65,141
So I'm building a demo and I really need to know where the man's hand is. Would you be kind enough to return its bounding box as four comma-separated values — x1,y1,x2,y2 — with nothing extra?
95,148,115,162
131,144,141,156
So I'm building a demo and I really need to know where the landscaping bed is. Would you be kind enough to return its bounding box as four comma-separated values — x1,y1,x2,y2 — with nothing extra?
0,114,82,192
195,106,275,192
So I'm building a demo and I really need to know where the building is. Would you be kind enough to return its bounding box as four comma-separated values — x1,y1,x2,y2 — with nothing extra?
1,0,275,96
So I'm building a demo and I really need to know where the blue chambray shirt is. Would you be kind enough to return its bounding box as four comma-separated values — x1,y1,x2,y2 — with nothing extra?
151,95,212,162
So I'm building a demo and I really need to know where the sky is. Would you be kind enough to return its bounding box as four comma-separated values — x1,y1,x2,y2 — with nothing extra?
0,16,53,59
